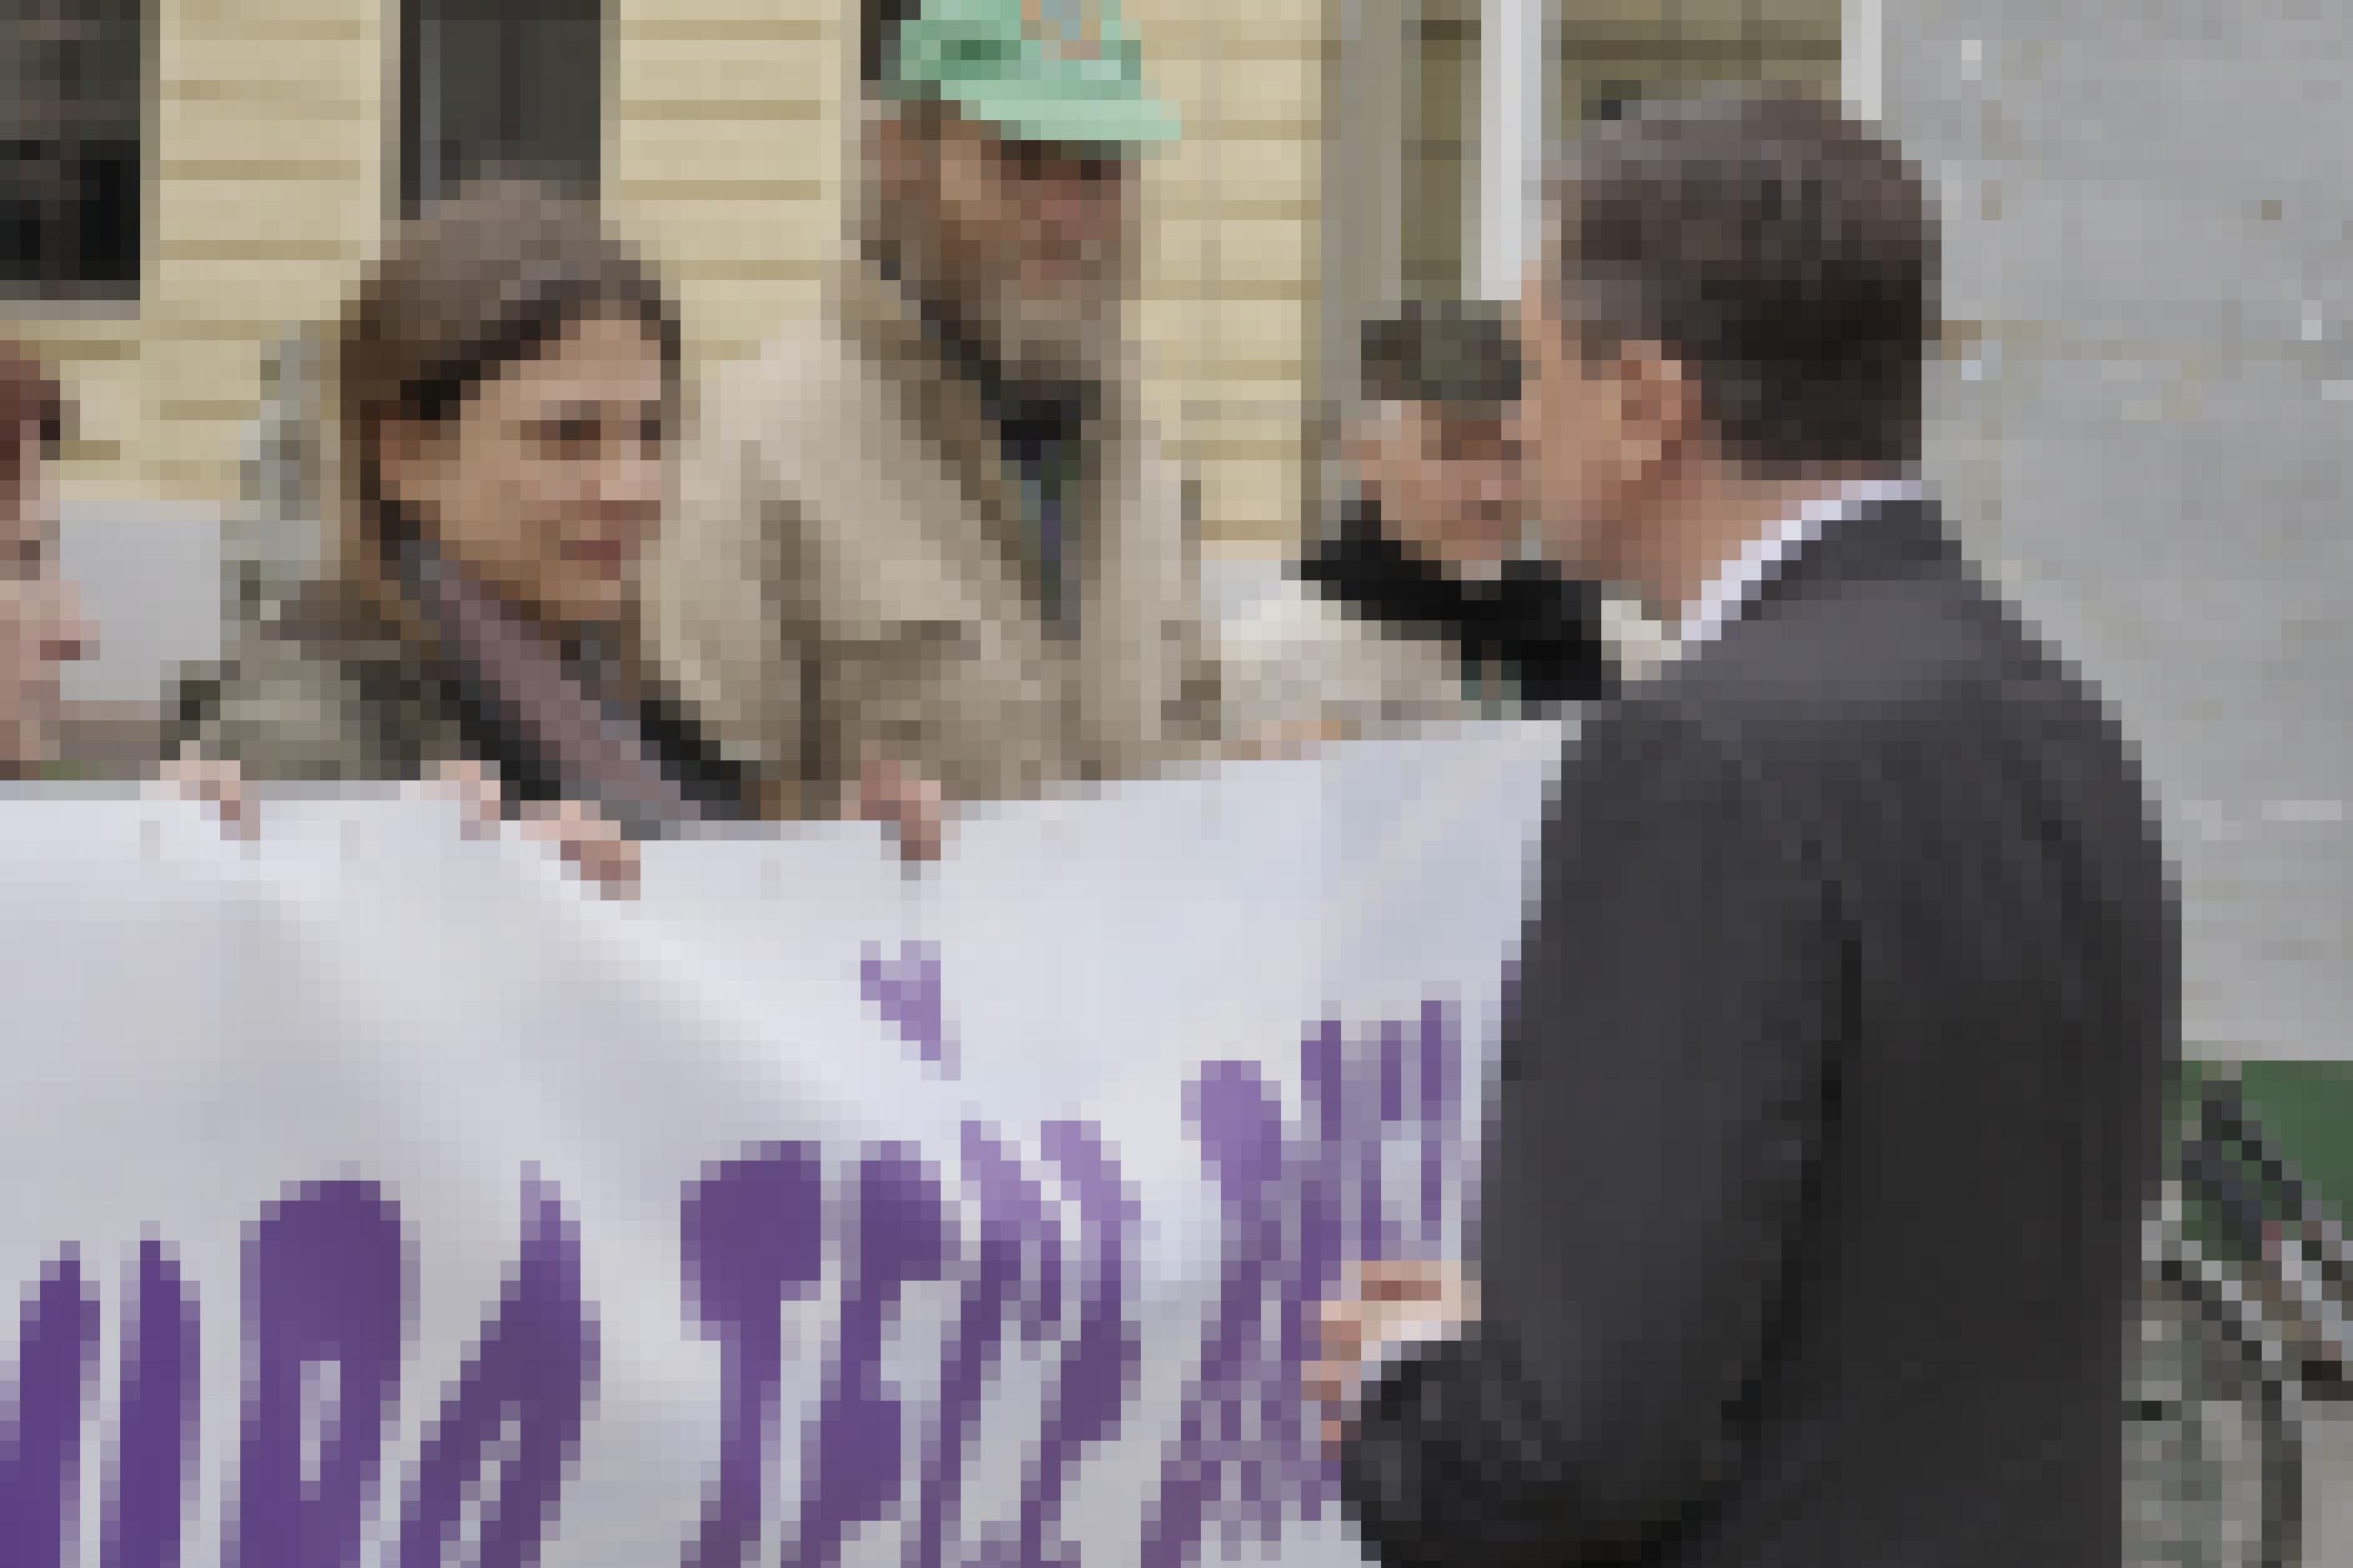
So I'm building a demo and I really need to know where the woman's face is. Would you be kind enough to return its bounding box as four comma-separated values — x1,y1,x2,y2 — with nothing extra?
0,433,95,776
379,311,673,631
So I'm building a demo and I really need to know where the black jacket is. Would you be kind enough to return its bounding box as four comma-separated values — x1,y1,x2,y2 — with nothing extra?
1339,498,2178,1566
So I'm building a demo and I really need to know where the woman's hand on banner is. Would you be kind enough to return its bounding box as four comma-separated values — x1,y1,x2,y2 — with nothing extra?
416,759,640,899
516,797,640,897
158,744,257,840
419,757,504,839
1230,717,1356,762
846,744,946,864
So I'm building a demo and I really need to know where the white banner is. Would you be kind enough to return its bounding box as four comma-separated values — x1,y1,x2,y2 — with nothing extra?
0,718,1569,1568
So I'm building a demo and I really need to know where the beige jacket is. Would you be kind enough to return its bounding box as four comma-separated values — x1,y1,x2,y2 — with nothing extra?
1216,577,1474,738
648,267,1220,812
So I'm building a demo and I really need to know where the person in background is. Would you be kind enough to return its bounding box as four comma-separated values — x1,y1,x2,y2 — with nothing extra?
1,344,97,779
166,181,748,888
1219,299,1659,752
1313,89,2174,1566
648,0,1219,859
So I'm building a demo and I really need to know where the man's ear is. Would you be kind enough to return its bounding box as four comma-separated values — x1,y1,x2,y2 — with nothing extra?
1614,340,1699,474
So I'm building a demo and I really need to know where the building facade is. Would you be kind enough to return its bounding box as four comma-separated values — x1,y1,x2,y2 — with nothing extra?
6,0,1849,556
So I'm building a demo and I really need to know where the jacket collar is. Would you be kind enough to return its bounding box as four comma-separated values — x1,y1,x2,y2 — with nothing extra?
1674,478,1926,655
1708,491,1962,652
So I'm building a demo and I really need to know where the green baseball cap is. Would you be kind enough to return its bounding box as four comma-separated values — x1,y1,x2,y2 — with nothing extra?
885,0,1180,153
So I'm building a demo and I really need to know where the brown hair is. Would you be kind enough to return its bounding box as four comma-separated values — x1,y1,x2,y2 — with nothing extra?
1360,299,1523,411
325,178,681,652
0,343,63,491
1548,86,1937,474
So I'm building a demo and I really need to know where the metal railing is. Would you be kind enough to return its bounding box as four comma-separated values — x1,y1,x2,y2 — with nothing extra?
2129,1071,2353,1567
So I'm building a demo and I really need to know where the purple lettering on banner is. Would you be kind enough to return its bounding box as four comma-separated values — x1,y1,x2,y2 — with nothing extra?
1004,1119,1138,1568
681,1141,825,1568
1,1249,99,1562
790,1144,952,1568
1144,1062,1286,1568
1273,1021,1347,1523
861,943,954,1074
1145,1005,1466,1558
228,1180,409,1568
105,1238,200,1568
909,1125,1059,1568
1363,1020,1411,1264
394,1171,596,1568
1418,1000,1458,1255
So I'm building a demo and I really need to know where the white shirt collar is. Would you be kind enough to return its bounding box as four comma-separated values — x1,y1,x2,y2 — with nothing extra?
1671,476,1925,656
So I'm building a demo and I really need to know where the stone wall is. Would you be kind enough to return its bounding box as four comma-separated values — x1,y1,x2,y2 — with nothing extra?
1887,0,2353,1057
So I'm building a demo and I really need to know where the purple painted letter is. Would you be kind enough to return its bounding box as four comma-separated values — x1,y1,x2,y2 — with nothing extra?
395,1171,596,1568
106,1239,200,1568
0,1249,99,1563
681,1141,825,1568
227,1180,409,1568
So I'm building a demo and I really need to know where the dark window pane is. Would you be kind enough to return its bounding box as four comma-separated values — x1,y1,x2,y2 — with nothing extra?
77,140,136,286
402,0,604,217
0,0,143,301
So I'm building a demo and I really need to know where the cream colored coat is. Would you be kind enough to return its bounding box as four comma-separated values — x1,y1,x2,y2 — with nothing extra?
1217,573,1676,739
648,267,1220,812
1215,577,1475,737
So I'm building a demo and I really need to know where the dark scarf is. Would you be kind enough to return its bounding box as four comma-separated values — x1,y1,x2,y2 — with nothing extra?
887,258,1095,632
387,530,749,836
989,388,1086,634
941,319,1091,634
1295,499,1616,711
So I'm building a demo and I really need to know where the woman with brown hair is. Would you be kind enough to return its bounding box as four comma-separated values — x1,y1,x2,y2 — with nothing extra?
169,181,749,865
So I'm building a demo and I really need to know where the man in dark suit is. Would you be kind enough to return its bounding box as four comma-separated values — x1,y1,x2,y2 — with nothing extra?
1310,88,2178,1566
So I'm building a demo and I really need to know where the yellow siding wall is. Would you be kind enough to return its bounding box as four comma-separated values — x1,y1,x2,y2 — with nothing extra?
608,0,842,373
1132,2,1325,554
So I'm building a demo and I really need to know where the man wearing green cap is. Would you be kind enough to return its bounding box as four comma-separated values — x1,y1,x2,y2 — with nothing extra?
649,0,1215,855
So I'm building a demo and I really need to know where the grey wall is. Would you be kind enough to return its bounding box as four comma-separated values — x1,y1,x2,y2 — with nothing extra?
1887,0,2353,1059
55,502,225,707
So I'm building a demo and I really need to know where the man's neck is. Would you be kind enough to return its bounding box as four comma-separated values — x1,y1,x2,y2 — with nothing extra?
1632,463,1886,629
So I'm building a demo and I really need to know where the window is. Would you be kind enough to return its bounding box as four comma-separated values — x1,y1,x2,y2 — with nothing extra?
400,0,604,218
1554,2,1845,137
0,0,143,304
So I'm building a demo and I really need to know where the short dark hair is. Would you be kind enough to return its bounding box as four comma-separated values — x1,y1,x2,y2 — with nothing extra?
1548,86,1937,473
1360,299,1522,412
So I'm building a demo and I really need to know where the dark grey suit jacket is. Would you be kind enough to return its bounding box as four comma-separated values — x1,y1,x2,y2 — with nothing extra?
1338,498,2178,1566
